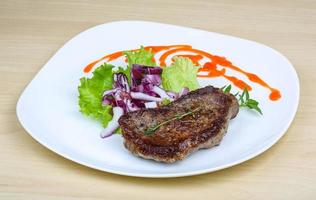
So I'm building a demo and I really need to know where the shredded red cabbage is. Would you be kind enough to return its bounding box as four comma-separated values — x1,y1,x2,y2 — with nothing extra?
102,65,189,114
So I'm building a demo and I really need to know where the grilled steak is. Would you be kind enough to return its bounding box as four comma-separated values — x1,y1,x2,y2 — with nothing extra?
118,86,239,163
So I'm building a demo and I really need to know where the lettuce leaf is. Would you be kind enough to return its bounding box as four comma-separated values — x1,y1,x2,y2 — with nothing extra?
162,57,200,93
78,63,114,127
124,46,156,67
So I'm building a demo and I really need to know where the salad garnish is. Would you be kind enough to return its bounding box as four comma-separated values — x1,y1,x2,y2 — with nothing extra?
78,46,264,138
78,47,196,136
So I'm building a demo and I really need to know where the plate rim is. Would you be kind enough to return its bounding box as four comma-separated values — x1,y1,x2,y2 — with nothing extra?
16,20,300,178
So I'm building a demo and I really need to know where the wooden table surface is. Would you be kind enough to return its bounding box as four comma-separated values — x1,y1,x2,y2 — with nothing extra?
1,0,315,199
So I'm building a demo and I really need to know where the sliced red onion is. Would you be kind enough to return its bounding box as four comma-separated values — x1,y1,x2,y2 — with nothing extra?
147,66,163,75
132,83,154,93
126,99,140,112
132,64,163,75
102,95,115,106
152,86,173,100
113,73,130,92
163,87,190,101
131,99,145,108
100,107,124,138
102,68,190,129
103,88,118,97
130,92,162,102
102,72,131,107
179,87,189,97
141,74,161,86
167,91,178,99
114,90,122,101
145,101,158,108
116,100,127,112
131,64,162,87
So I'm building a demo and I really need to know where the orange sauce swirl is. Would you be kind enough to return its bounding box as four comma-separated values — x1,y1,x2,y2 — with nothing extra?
83,45,281,101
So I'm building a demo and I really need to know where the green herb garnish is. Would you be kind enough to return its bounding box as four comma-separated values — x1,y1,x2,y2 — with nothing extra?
144,107,200,135
238,88,263,114
221,84,232,93
221,85,262,114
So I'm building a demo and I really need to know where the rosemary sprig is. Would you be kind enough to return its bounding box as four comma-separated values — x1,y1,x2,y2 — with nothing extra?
221,85,263,115
144,107,200,135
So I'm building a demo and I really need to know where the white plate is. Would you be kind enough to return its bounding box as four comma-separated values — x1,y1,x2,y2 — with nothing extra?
17,21,299,178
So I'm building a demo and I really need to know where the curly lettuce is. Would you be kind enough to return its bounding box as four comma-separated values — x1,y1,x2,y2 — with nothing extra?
162,57,200,93
78,63,114,127
124,46,156,67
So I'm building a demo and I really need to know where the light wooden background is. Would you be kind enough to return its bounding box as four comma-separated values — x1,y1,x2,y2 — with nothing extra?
1,0,315,199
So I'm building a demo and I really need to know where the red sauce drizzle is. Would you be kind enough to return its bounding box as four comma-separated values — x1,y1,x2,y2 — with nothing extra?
83,45,281,101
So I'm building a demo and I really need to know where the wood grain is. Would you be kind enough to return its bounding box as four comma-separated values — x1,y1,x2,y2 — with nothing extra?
0,0,315,199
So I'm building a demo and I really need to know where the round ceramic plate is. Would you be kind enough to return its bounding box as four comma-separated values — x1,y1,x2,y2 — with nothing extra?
17,21,299,178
